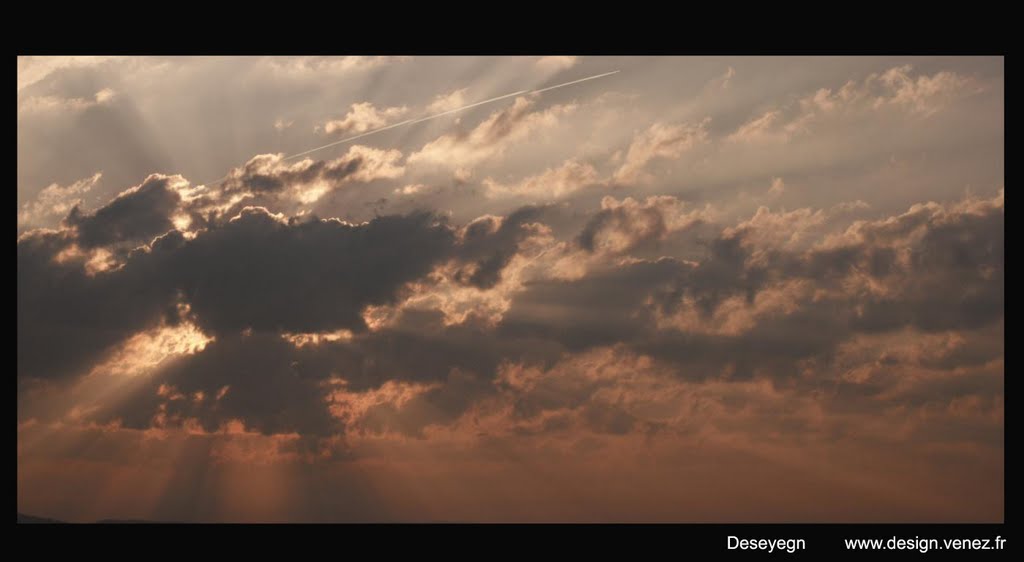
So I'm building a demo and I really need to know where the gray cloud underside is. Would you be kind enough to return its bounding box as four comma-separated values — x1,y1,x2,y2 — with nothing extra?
17,162,1003,441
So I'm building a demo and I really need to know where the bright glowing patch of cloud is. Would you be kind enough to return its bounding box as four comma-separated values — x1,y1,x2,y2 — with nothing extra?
536,56,579,73
320,102,409,136
89,320,213,378
612,118,710,185
483,159,600,199
427,88,469,113
409,96,577,169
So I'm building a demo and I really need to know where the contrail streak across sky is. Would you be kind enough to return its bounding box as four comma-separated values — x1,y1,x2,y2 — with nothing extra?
206,70,620,185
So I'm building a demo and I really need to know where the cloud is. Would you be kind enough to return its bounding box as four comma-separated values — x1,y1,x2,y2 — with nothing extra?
408,96,576,169
728,65,977,144
365,211,578,330
17,180,1003,523
19,88,117,115
266,56,409,79
393,183,428,196
721,200,869,255
87,319,212,378
874,64,975,116
426,88,469,113
320,102,409,136
90,306,565,439
18,172,102,229
727,110,789,144
612,118,710,184
712,66,736,89
577,195,711,255
213,146,405,209
17,228,180,382
483,159,600,199
19,178,565,437
158,207,456,337
16,56,1003,524
18,168,1002,447
17,197,458,385
65,174,186,249
503,190,1002,377
17,56,116,92
452,206,550,289
536,56,579,73
105,333,344,437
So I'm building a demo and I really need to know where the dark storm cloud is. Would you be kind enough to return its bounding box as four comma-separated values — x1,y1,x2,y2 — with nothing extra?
17,174,550,391
500,257,689,349
498,253,849,382
502,194,1004,381
167,147,411,237
17,229,178,381
16,151,1003,443
158,207,455,335
220,154,359,195
65,174,181,248
17,205,457,382
633,303,855,380
20,200,494,435
453,205,547,289
658,234,765,316
97,307,565,437
320,308,563,390
500,229,769,356
106,333,341,436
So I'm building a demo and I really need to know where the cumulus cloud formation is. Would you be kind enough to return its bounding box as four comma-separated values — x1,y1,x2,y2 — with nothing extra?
17,56,1003,523
507,191,1003,370
427,88,469,113
205,146,405,213
612,118,710,184
408,96,576,169
66,173,187,249
728,65,978,144
578,195,711,255
452,206,549,289
320,102,409,135
483,159,600,199
164,208,456,336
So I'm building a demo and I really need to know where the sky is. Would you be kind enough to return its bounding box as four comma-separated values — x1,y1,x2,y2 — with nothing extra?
17,55,1003,522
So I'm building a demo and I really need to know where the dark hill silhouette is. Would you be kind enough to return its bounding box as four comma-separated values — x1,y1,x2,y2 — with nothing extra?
17,513,63,523
18,512,177,523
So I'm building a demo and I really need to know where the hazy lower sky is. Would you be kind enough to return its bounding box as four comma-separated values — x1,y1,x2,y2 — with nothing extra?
17,56,1003,522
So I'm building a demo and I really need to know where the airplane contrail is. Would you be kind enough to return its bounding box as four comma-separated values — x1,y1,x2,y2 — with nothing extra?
205,70,620,185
